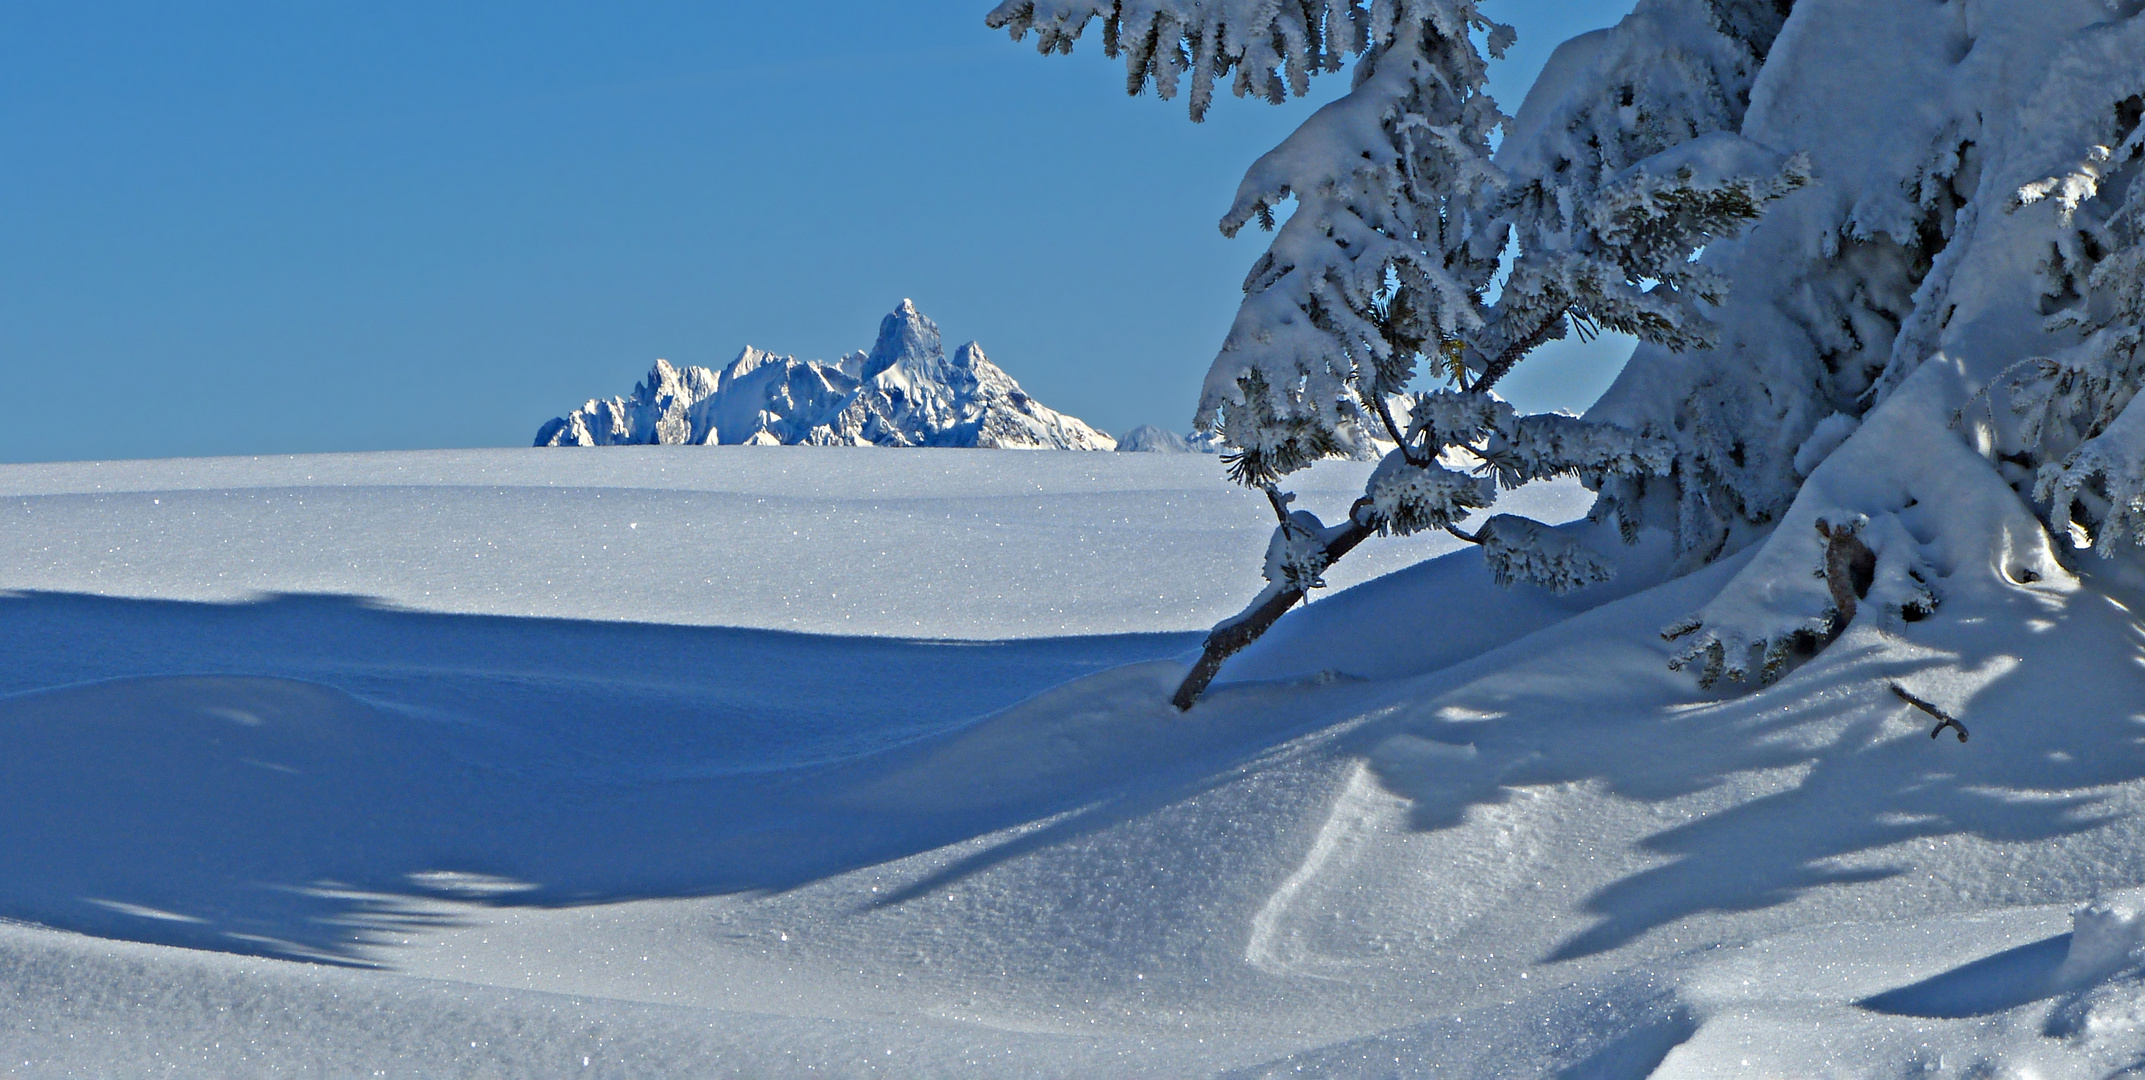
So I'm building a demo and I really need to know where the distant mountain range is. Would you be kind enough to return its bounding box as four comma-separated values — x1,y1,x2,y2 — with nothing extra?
537,300,1119,451
1116,425,1222,454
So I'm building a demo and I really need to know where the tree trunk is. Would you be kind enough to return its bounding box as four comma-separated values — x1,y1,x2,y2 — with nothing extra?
1171,514,1378,710
1816,518,1876,637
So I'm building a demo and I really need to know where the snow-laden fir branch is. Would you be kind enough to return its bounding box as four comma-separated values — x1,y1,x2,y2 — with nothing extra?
1197,6,1510,487
989,0,1802,710
1475,514,1616,594
1974,90,2145,555
984,1,1507,122
1195,0,1800,501
1002,0,2145,705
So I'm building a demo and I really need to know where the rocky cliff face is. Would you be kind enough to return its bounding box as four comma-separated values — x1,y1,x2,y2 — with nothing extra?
537,301,1114,451
534,358,721,448
1115,425,1225,453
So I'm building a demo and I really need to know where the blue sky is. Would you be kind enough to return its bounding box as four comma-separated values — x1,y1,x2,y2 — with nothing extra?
1,2,1636,463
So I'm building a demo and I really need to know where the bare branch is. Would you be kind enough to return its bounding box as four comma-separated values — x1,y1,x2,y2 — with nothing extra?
1472,308,1570,396
1890,682,1969,743
1371,394,1428,467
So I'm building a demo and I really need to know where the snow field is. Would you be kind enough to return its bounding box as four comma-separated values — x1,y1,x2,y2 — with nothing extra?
0,447,1562,639
9,447,2145,1075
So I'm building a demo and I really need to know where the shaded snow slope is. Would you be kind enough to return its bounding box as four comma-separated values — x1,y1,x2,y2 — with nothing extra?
537,300,1114,450
11,449,2145,1075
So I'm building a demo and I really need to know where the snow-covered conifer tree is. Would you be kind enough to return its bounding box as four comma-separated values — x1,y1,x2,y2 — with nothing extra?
995,0,2145,705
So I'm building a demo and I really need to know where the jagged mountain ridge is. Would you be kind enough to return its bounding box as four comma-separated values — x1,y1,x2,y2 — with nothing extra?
537,301,1115,451
1116,424,1224,453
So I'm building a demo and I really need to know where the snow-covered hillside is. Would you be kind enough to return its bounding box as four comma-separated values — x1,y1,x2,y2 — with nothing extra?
9,447,2145,1077
537,300,1114,451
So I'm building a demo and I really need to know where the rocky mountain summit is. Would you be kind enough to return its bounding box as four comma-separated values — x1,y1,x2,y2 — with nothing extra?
537,301,1115,451
1115,424,1222,453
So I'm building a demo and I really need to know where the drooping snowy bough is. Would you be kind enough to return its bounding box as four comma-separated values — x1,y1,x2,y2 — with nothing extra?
993,0,2145,706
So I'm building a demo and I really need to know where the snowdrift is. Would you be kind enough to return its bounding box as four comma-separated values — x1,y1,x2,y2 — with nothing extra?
7,447,2145,1076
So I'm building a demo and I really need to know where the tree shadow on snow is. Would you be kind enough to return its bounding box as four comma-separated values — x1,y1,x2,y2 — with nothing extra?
1342,564,2145,965
0,590,1296,964
17,551,2145,976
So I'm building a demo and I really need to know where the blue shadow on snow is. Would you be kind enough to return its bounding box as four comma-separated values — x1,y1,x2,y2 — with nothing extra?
0,590,1241,964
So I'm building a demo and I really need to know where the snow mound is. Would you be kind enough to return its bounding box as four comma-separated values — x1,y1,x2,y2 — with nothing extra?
537,300,1114,451
2056,891,2145,990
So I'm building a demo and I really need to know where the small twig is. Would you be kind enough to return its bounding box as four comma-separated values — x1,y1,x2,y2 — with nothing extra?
1262,484,1293,524
1472,305,1571,397
1370,393,1424,466
1890,682,1969,743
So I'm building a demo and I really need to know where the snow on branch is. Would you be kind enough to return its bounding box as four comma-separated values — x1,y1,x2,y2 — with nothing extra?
1474,136,1810,386
1477,411,1677,489
1179,0,1800,494
1263,506,1336,593
1586,135,1813,291
1979,95,2145,557
1404,388,1510,446
1215,368,1354,486
1194,12,1507,475
2014,119,2145,227
984,1,1503,122
1361,451,1491,536
2039,389,2145,556
1476,514,1615,593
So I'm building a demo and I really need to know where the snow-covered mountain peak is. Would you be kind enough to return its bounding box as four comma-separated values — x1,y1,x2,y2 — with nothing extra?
718,346,782,386
539,301,1115,451
641,357,717,403
821,332,1114,450
860,298,943,381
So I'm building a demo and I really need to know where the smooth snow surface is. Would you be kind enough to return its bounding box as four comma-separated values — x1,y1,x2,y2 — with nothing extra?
11,447,2145,1077
0,447,1547,638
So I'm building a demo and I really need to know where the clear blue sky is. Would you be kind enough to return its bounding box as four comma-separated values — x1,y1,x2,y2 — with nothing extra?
1,2,1636,463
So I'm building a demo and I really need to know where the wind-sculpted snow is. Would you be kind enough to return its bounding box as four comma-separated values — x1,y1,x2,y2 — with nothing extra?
10,447,2145,1074
537,300,1115,451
